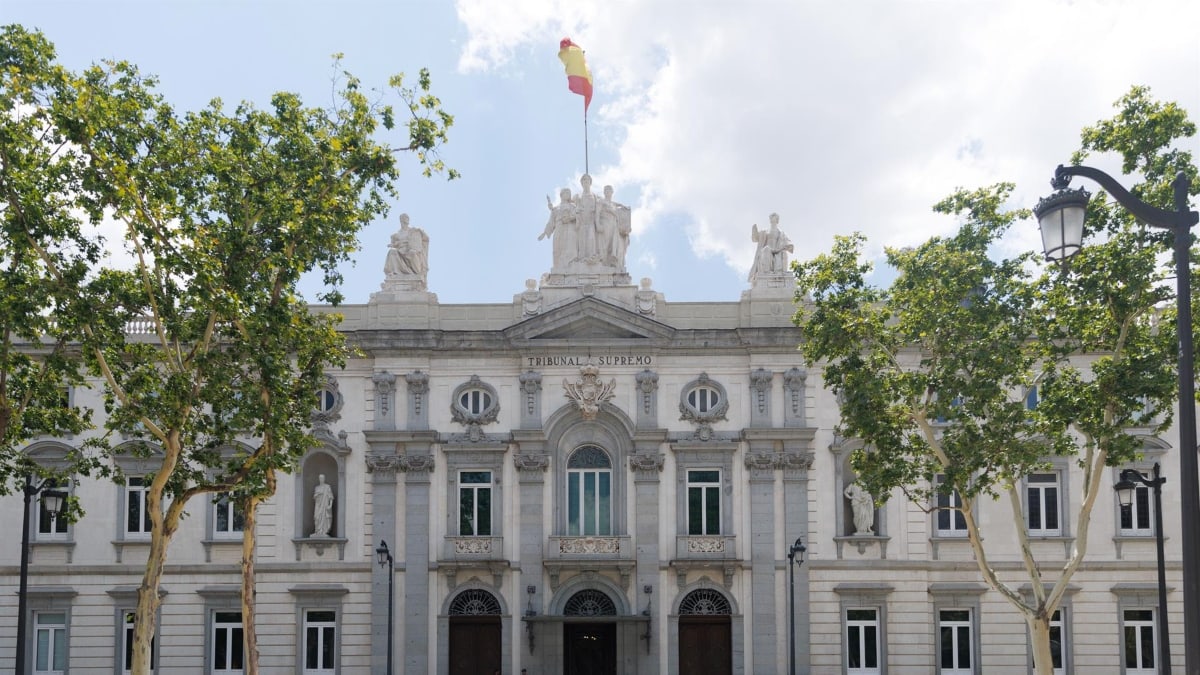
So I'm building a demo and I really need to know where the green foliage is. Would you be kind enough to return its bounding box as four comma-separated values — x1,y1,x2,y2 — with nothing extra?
1,24,457,672
794,87,1186,509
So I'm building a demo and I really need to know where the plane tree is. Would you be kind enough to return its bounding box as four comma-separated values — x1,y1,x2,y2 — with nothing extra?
1,24,456,674
792,86,1193,674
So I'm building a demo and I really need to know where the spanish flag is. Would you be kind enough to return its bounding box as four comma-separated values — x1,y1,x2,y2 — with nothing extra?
558,38,593,113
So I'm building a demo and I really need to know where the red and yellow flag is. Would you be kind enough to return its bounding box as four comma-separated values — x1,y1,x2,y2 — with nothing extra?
558,37,593,112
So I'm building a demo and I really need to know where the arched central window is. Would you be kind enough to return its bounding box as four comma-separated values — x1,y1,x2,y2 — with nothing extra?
567,445,612,536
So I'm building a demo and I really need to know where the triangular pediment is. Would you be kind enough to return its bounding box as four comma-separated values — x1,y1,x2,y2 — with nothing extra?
504,297,675,342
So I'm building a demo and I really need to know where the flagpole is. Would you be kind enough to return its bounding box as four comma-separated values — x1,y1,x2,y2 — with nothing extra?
584,108,590,175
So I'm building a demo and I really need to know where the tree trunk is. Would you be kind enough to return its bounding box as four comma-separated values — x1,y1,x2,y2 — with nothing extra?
130,526,169,675
241,496,261,675
1028,614,1056,675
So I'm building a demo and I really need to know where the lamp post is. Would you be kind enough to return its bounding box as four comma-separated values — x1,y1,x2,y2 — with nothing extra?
1035,164,1199,674
15,474,67,675
1115,463,1170,673
787,537,806,675
376,540,395,675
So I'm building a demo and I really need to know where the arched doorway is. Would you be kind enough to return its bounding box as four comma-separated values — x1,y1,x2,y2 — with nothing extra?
678,589,732,675
447,589,501,675
563,589,617,675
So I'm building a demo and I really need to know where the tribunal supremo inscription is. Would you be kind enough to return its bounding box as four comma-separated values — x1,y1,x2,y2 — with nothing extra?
525,355,652,367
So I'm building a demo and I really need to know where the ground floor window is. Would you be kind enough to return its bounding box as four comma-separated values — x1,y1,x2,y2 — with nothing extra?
846,608,881,674
303,610,336,674
938,609,973,674
211,611,244,674
1123,609,1157,674
121,609,156,672
34,611,67,675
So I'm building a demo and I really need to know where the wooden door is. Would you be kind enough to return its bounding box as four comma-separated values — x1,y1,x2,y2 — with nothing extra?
448,616,501,675
679,616,732,675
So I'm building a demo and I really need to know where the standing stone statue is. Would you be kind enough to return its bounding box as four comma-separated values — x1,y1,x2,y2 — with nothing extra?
383,213,429,280
598,185,632,269
313,474,334,537
540,188,578,269
749,212,794,280
575,174,600,262
844,482,874,535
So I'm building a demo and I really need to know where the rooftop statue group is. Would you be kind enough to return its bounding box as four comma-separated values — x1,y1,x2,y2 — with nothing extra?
540,174,632,272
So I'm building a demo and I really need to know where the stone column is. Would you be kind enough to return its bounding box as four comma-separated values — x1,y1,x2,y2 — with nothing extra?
365,448,402,675
744,447,779,673
781,447,815,675
782,368,807,428
400,439,436,674
630,441,665,674
512,431,549,673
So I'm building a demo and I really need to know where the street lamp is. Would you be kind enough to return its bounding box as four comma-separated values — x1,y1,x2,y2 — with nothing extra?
1036,163,1199,674
376,540,395,675
16,475,67,675
1115,463,1170,673
787,537,806,675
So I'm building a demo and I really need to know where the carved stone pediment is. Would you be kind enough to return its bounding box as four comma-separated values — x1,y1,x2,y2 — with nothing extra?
504,297,675,343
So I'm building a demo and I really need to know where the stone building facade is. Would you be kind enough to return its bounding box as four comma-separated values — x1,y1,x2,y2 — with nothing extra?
0,200,1188,674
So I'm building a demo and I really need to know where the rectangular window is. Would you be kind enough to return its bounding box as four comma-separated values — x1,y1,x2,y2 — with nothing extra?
126,477,152,536
1123,609,1156,674
212,611,244,674
458,471,492,536
1026,473,1061,536
1049,609,1065,675
37,481,69,538
213,496,246,538
687,470,721,535
567,469,611,536
846,608,880,674
303,610,337,674
939,609,973,674
934,475,968,537
121,610,156,672
34,611,67,675
1119,482,1154,536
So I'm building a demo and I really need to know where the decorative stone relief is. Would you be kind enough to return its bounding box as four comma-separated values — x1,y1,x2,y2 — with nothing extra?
636,277,657,316
559,537,620,554
680,373,729,440
521,279,542,316
636,369,658,415
312,375,343,430
372,371,396,430
519,370,542,425
687,537,726,553
400,454,435,473
513,453,550,474
628,453,665,478
365,453,404,478
563,364,616,421
450,375,501,442
750,369,772,417
783,367,807,426
406,371,430,429
455,538,494,555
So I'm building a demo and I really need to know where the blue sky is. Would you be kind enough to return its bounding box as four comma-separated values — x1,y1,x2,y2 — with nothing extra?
8,1,1200,305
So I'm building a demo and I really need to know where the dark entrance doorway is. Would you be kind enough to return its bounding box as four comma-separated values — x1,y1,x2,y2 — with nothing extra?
562,589,619,675
447,589,502,675
678,588,733,675
564,622,617,675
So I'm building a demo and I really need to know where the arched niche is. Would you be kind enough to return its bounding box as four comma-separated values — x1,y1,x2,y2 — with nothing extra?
293,447,348,560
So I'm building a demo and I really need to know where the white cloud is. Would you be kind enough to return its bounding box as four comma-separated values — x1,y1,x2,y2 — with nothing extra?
455,0,1200,276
